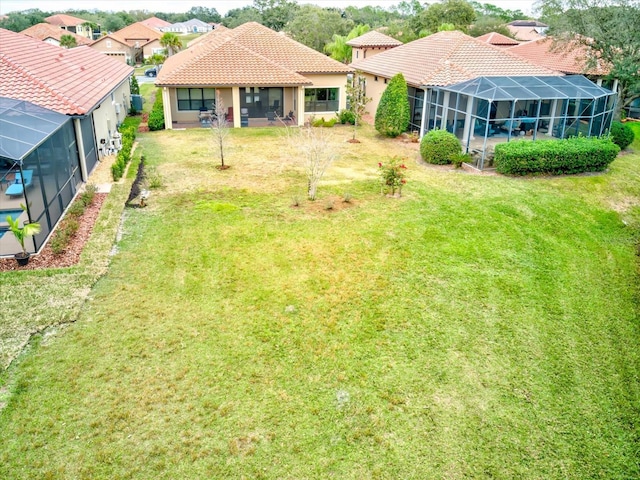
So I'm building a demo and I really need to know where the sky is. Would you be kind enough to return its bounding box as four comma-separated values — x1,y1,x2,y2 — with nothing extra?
0,0,538,16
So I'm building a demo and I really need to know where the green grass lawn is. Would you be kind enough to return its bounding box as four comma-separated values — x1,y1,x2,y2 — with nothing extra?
1,125,639,478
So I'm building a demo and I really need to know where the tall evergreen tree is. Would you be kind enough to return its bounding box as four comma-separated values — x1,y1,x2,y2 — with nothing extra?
375,73,410,138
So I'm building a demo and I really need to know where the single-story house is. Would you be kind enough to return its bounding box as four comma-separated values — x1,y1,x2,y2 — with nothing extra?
0,29,133,257
156,22,352,129
44,13,95,40
161,19,213,34
21,23,93,47
351,30,617,168
92,22,163,64
346,30,402,62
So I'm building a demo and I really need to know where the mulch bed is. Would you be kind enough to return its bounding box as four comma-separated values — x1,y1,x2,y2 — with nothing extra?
0,193,108,272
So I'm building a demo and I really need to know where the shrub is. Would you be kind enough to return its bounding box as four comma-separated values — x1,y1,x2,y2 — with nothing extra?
148,90,165,131
494,136,620,175
375,73,410,138
420,129,462,164
67,201,85,218
610,121,635,150
312,117,336,127
337,109,356,125
378,157,408,195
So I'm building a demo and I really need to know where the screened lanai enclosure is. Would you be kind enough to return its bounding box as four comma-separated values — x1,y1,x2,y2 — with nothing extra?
0,98,82,257
423,75,617,169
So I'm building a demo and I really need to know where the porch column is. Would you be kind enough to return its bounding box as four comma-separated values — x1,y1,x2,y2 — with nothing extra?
297,86,305,126
462,95,474,143
442,91,450,131
162,87,172,130
419,88,427,138
547,99,558,136
74,118,88,181
232,86,241,128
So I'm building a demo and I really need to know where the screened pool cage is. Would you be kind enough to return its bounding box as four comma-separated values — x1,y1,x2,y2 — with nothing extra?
0,98,83,257
424,75,617,170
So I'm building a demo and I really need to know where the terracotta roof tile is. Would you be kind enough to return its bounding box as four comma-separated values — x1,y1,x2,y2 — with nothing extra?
21,23,92,45
140,17,172,29
507,26,545,42
0,29,133,115
509,37,610,75
158,22,350,86
346,31,403,48
44,14,88,27
476,32,519,47
109,22,162,46
351,30,559,87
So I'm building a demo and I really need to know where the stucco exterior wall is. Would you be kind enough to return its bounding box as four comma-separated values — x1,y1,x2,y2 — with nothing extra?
91,38,132,63
143,40,163,59
91,78,132,154
360,72,390,121
301,73,349,123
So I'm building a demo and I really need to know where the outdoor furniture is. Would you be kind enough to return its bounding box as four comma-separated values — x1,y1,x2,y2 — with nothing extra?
500,119,521,134
5,170,33,197
266,111,276,125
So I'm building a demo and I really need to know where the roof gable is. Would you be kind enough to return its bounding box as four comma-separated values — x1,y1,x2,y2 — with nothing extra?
140,17,172,29
110,22,162,46
346,31,403,48
476,32,519,46
0,29,133,115
351,30,559,87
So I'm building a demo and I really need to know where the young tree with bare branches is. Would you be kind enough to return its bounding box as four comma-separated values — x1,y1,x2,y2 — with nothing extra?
210,90,230,169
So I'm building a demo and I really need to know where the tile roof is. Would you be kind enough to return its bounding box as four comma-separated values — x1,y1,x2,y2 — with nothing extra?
346,31,403,48
350,30,559,87
187,25,229,48
44,14,88,27
0,29,133,115
109,22,162,46
509,37,609,75
476,32,519,47
140,17,172,29
157,22,351,87
21,23,92,46
507,26,545,42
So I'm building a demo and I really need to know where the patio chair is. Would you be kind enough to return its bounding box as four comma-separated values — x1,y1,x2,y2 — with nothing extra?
500,119,521,134
266,111,276,125
5,170,33,197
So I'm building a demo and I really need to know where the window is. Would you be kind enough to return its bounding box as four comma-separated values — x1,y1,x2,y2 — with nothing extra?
304,88,339,113
106,40,112,48
177,88,216,111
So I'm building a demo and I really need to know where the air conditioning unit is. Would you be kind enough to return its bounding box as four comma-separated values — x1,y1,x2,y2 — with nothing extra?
115,103,121,114
112,132,122,149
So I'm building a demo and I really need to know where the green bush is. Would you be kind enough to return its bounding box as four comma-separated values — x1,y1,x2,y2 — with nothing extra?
375,73,410,138
610,121,635,150
336,109,356,125
494,136,620,175
311,117,336,127
420,129,462,164
148,90,165,131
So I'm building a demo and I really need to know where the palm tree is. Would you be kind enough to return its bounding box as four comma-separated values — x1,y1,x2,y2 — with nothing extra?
160,33,183,57
59,34,77,49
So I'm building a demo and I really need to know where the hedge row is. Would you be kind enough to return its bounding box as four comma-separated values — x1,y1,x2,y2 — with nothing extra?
494,136,620,175
111,124,136,181
148,90,165,131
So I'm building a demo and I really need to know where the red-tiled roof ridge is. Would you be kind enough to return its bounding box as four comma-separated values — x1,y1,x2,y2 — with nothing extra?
21,23,92,45
44,14,88,27
351,30,559,87
346,30,403,47
109,22,162,45
508,36,609,75
0,29,133,115
140,16,172,29
476,32,519,46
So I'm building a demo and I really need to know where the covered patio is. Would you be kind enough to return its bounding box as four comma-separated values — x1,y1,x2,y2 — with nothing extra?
423,75,617,169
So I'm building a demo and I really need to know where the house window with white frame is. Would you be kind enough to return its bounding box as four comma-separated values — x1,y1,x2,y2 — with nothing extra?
304,88,339,113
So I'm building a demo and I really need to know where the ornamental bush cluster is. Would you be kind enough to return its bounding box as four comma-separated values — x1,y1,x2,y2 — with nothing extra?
375,73,410,138
378,156,407,195
111,124,136,181
148,91,165,131
336,109,356,125
494,136,620,175
609,121,635,150
420,129,462,164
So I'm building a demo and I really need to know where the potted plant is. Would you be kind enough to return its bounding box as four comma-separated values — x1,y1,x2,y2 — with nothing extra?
6,215,41,266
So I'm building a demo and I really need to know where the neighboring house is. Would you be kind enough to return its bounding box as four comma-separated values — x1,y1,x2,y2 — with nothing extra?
351,30,617,168
140,16,172,31
187,24,228,48
346,31,402,62
156,22,352,129
507,20,548,42
44,13,94,39
21,23,92,47
92,22,163,64
475,32,520,48
161,19,213,34
0,29,133,256
508,36,616,90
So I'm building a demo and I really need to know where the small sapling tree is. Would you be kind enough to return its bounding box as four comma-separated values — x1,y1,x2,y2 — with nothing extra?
346,70,371,142
210,90,230,169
